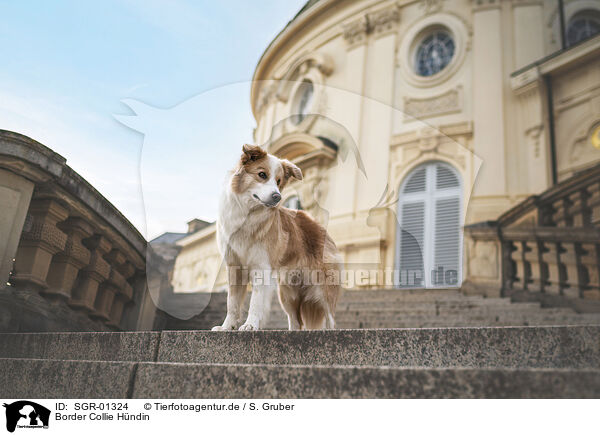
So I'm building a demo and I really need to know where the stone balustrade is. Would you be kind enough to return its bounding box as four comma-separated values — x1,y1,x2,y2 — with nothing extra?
0,130,155,332
464,163,600,313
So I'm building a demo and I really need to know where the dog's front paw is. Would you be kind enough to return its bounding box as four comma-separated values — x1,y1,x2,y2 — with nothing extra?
212,315,240,331
238,322,258,331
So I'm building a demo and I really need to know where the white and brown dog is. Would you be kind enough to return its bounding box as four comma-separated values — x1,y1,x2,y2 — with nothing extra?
212,144,341,331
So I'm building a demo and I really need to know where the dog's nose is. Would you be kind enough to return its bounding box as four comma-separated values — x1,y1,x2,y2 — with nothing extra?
272,192,281,203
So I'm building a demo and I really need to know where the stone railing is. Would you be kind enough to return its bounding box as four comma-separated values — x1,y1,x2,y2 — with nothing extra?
0,130,154,331
464,163,600,313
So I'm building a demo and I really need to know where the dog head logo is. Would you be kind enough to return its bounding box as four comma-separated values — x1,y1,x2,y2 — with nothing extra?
3,401,50,432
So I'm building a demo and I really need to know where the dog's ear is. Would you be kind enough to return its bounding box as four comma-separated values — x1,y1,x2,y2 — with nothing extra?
241,144,267,164
282,159,303,181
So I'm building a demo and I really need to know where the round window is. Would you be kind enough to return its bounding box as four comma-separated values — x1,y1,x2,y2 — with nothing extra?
291,80,314,125
566,11,600,46
414,29,455,77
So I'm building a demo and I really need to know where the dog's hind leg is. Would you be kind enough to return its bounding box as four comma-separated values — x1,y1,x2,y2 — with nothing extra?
278,285,302,330
300,298,326,330
324,285,339,329
325,308,336,329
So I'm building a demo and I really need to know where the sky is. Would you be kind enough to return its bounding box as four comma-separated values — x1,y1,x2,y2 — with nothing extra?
0,0,307,240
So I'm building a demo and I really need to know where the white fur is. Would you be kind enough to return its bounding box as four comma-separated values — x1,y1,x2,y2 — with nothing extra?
245,155,281,205
212,161,279,331
212,150,336,332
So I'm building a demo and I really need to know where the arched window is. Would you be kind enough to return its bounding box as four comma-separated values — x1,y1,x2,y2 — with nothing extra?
395,162,462,288
567,10,600,46
291,80,314,125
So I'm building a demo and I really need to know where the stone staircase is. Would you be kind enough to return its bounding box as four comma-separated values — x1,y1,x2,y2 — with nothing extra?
2,289,600,398
162,288,600,330
1,325,599,398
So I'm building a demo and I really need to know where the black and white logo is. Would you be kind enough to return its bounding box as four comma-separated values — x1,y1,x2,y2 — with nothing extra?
3,401,50,433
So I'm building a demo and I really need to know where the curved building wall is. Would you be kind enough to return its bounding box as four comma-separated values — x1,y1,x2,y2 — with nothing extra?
173,0,600,291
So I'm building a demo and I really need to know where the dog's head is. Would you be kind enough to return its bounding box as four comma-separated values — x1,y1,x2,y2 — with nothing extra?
231,144,303,208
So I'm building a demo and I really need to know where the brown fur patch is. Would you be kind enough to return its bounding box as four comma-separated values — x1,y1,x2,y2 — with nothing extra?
222,145,340,331
231,145,269,193
241,144,266,164
282,159,302,181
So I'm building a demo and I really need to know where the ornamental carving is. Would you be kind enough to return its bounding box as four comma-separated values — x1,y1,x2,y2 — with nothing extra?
404,86,462,120
419,0,444,14
342,4,401,45
342,16,369,45
471,0,501,11
255,82,277,115
526,125,543,159
367,4,401,35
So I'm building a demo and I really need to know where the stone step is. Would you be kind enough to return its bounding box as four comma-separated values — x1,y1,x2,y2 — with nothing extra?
336,298,515,310
162,288,600,331
1,358,598,399
264,307,600,329
326,304,549,318
257,300,545,317
339,288,463,299
132,363,600,399
266,317,600,329
332,307,578,320
162,291,477,323
2,326,598,368
246,318,600,330
0,358,135,398
333,317,600,328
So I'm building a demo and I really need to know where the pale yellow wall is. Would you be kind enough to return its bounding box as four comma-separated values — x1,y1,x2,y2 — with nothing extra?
172,0,600,293
554,55,600,179
172,226,226,292
0,169,34,286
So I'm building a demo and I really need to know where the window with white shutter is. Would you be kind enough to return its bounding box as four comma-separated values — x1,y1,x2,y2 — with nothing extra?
396,162,462,288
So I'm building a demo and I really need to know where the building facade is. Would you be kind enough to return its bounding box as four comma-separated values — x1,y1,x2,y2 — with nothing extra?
0,130,159,332
172,0,600,293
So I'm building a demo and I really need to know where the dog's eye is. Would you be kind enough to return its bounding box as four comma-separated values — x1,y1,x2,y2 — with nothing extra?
277,179,281,186
258,172,267,179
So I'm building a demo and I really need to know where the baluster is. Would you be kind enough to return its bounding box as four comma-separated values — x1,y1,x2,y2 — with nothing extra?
580,242,600,300
106,261,137,329
44,218,92,299
542,242,566,295
92,250,127,321
562,242,585,299
526,240,547,292
510,240,532,290
568,189,589,227
552,198,572,227
502,240,517,291
69,235,111,312
587,182,600,225
10,198,68,288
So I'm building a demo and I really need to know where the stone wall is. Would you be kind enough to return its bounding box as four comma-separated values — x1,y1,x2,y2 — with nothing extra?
464,162,600,313
0,130,157,332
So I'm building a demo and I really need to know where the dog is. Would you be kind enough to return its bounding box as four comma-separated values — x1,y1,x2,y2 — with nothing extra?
212,144,342,331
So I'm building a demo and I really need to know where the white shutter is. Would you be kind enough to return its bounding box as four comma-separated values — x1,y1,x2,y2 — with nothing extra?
436,165,459,189
398,202,425,287
397,162,462,288
404,167,427,193
433,197,461,285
